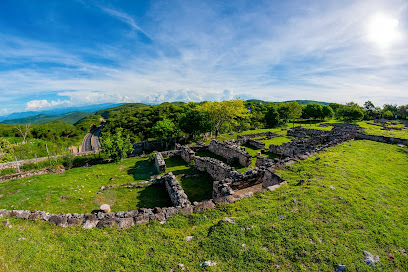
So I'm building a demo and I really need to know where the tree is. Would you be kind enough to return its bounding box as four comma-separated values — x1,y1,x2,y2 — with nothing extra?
265,106,280,127
101,128,133,162
179,109,214,138
303,103,323,120
0,138,13,163
397,105,408,119
152,119,180,149
383,104,398,117
198,99,248,137
383,110,393,119
16,123,31,144
287,102,303,120
322,105,334,120
337,104,364,122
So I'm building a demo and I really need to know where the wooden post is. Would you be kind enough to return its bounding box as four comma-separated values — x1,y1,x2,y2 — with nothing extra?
53,151,57,163
35,153,38,168
45,144,51,165
14,155,20,173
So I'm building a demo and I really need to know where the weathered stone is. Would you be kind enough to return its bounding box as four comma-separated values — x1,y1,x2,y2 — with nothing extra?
135,213,149,224
163,172,191,208
100,204,111,213
116,218,134,229
335,264,346,271
96,218,115,228
2,220,10,227
49,215,68,227
154,152,166,173
200,260,217,267
209,139,252,167
185,236,194,242
363,251,380,266
67,218,82,226
193,200,216,213
28,214,40,221
82,214,98,229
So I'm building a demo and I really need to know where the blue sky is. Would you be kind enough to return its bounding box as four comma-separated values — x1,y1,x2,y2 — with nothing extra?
0,0,407,116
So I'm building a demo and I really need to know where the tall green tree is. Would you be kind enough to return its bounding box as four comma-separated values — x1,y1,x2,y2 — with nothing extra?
198,99,248,137
265,106,280,127
303,103,323,119
179,110,214,138
101,128,133,162
152,119,180,149
337,104,364,122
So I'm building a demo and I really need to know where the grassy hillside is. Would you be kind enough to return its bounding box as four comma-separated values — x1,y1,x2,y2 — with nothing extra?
0,140,407,271
95,103,149,119
1,111,93,125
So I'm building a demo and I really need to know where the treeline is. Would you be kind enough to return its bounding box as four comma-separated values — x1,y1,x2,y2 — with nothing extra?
103,99,407,144
0,115,103,162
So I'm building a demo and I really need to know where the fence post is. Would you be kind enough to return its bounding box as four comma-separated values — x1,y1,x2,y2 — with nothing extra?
53,151,57,163
35,153,38,168
14,155,20,173
45,144,51,166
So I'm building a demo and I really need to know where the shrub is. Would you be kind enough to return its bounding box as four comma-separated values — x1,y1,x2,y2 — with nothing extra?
0,168,17,176
61,155,74,169
20,163,37,171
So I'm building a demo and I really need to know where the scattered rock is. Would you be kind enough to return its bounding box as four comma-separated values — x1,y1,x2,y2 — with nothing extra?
100,204,111,213
199,260,216,267
18,237,26,241
296,180,305,186
79,198,83,201
278,215,286,220
185,236,194,242
223,217,235,224
292,198,298,203
398,248,407,255
0,194,3,198
324,163,329,166
193,200,215,212
291,209,298,213
363,251,380,266
3,220,10,227
315,156,321,161
386,253,394,263
335,264,346,271
240,225,255,231
330,185,335,190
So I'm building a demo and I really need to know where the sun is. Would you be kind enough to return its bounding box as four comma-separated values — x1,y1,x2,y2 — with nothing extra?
367,13,402,49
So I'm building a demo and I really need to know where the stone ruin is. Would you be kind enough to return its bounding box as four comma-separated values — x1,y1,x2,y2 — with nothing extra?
4,123,401,229
208,139,252,167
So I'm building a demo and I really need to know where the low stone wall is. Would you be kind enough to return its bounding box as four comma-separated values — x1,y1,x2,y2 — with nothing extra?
245,139,265,150
208,140,252,167
160,150,181,158
176,144,196,164
0,207,179,229
193,156,241,181
161,172,191,208
154,152,166,173
229,168,264,191
0,168,65,183
269,126,358,158
262,169,285,188
237,131,278,140
0,151,95,171
356,133,408,145
287,127,327,138
255,156,275,168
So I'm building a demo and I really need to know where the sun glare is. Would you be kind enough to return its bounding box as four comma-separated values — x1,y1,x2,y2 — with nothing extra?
367,13,402,49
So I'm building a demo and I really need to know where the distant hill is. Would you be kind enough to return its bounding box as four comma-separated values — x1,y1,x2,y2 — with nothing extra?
95,103,149,119
282,100,329,105
1,111,93,125
246,99,329,105
0,103,123,122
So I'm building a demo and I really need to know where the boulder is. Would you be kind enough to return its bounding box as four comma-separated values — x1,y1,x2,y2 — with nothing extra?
116,218,134,229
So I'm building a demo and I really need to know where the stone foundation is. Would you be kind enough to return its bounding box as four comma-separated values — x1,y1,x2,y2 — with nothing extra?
154,152,166,173
161,172,191,208
208,139,252,167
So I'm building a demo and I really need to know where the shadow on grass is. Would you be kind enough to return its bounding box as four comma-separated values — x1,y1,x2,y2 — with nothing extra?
179,171,214,202
127,159,157,181
136,185,173,208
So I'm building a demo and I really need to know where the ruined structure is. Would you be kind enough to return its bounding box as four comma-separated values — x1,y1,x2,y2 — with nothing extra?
208,139,252,167
154,152,166,173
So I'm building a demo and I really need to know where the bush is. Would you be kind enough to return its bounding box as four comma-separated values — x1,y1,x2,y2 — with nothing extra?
0,168,17,176
61,155,74,169
20,163,37,171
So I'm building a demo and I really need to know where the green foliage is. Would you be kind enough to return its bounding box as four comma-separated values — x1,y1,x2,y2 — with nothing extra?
101,129,133,162
337,104,364,122
322,105,334,119
1,112,93,125
198,99,248,136
0,168,16,176
303,103,323,119
179,108,213,137
75,115,103,132
152,119,180,149
265,106,280,127
20,163,37,171
383,110,393,119
61,155,75,169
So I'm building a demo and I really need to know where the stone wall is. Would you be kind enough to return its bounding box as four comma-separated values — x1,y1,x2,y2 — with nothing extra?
0,151,95,171
208,139,252,167
176,144,196,164
237,131,278,140
0,168,65,183
193,156,241,181
229,168,264,190
355,133,408,145
154,152,166,173
160,150,181,158
161,172,191,208
245,139,266,150
262,168,285,188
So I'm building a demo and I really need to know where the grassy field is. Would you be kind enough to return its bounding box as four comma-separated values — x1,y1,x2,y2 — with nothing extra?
0,140,407,271
357,121,408,139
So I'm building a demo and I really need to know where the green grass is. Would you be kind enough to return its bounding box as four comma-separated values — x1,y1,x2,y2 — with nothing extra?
260,136,292,148
0,140,407,271
0,157,169,213
357,121,408,139
163,157,214,202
